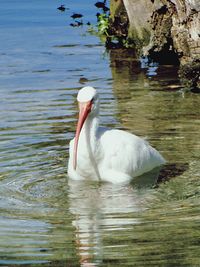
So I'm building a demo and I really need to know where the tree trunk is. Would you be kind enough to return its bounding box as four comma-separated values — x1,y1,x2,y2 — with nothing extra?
110,0,200,88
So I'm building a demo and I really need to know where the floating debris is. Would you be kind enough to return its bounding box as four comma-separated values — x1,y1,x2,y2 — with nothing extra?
70,20,83,27
71,13,83,19
95,1,109,13
102,6,109,12
79,77,89,84
95,1,106,9
75,20,83,26
57,5,66,12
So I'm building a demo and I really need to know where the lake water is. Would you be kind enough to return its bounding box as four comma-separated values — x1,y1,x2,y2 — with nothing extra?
0,1,200,266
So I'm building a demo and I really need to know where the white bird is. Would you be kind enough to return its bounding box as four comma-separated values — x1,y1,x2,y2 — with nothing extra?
68,86,165,184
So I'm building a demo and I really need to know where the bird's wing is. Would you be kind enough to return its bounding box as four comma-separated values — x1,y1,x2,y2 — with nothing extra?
99,129,165,176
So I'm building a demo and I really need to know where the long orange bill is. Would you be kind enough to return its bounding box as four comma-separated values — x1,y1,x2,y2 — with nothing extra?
73,101,92,170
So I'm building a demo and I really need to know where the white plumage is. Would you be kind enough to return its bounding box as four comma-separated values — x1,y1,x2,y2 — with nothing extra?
68,86,165,184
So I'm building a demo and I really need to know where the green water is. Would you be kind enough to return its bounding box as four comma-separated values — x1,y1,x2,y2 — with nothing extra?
0,1,200,266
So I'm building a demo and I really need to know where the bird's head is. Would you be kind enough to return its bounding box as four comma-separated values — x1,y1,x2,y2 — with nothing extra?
77,86,99,116
73,86,99,169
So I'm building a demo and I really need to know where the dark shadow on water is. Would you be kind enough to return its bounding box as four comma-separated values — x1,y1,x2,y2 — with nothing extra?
191,87,200,94
156,162,189,184
132,162,189,189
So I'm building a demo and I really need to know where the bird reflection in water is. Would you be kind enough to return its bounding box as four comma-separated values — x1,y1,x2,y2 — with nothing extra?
68,168,160,266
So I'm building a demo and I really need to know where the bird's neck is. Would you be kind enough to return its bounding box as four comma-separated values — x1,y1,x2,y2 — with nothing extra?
81,115,99,149
78,113,101,180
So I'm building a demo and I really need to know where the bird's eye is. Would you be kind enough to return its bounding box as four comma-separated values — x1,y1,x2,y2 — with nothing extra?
91,97,94,103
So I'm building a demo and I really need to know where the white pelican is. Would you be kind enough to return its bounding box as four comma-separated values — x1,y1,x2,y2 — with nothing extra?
68,86,165,183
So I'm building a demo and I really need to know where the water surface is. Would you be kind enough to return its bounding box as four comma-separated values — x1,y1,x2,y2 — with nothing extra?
0,1,200,266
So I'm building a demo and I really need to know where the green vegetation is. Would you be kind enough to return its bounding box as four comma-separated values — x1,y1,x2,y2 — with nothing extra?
87,4,134,49
97,13,110,35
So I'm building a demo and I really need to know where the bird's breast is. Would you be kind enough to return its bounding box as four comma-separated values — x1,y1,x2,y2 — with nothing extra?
72,134,102,179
